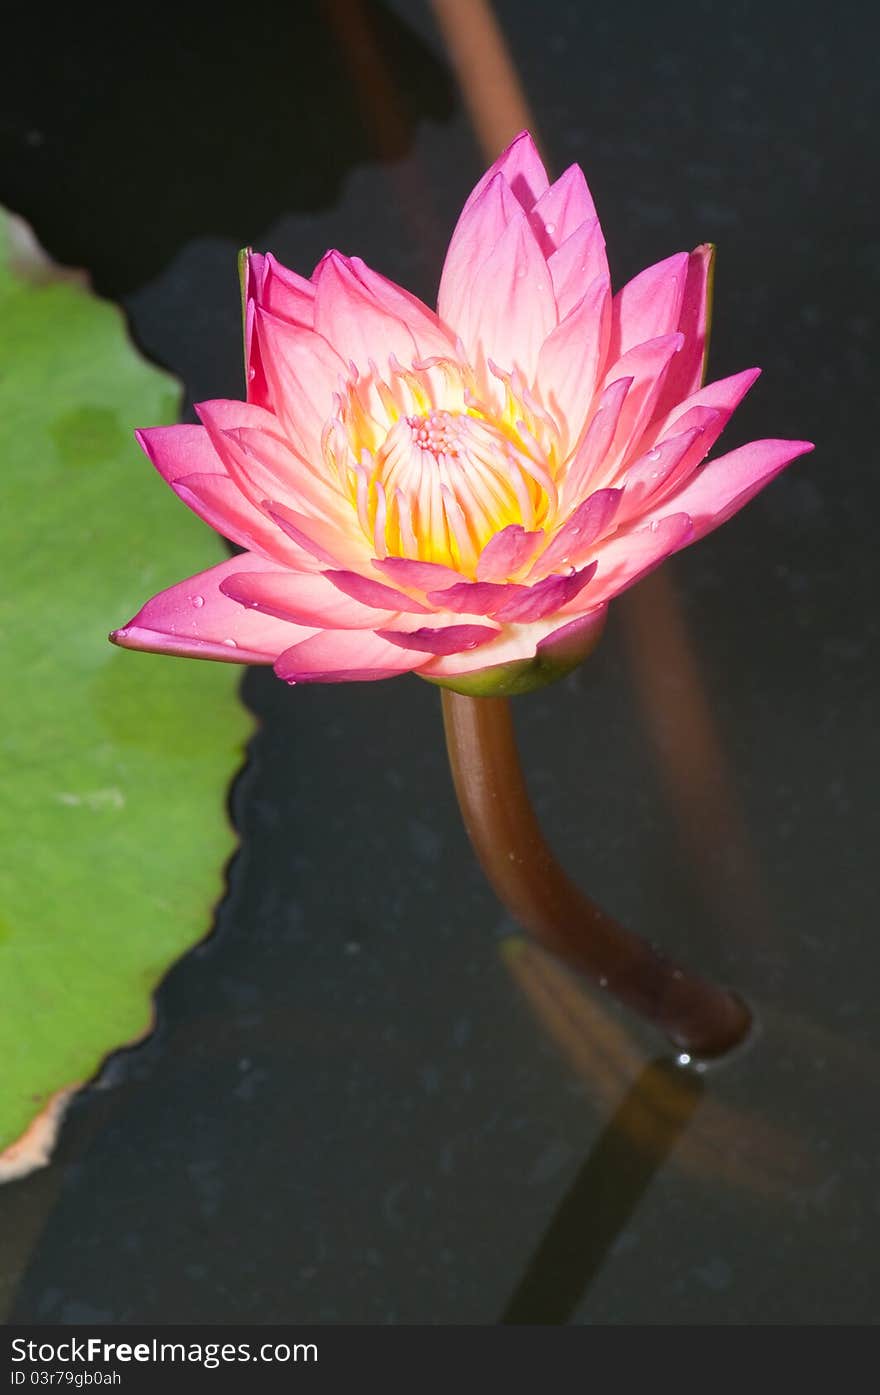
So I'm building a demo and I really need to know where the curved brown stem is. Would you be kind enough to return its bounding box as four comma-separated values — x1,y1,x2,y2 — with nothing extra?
441,690,751,1057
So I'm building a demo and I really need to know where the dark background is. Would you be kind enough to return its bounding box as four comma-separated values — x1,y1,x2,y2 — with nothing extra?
2,0,877,1323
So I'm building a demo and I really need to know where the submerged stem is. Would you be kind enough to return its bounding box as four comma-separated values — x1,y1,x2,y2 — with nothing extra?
441,690,751,1057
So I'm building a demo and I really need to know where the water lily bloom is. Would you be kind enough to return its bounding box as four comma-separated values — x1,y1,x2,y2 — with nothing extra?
111,132,812,694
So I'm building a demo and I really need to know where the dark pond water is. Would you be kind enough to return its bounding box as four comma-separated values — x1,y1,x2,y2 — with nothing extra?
2,0,877,1324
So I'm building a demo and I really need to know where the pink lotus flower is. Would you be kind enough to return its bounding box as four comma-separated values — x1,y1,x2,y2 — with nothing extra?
111,133,812,695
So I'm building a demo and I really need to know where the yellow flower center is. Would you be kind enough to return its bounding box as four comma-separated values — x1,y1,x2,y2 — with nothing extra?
324,357,561,573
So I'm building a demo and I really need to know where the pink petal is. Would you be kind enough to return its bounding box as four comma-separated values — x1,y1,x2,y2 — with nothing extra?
415,606,608,692
372,556,467,593
313,251,435,372
247,250,315,328
209,421,350,525
244,252,316,412
599,334,685,476
110,553,312,663
376,623,499,655
536,273,610,446
610,252,690,362
417,626,540,679
346,255,455,360
253,310,346,459
417,608,599,682
438,171,521,334
172,473,310,564
624,369,762,515
475,523,545,581
138,420,320,566
244,296,269,410
561,376,632,505
424,572,596,621
274,628,427,683
493,563,597,623
537,606,609,665
575,513,695,610
531,488,622,576
219,568,396,629
652,439,815,541
136,424,222,485
528,165,599,256
651,366,761,443
460,131,549,218
616,423,713,519
266,498,368,569
190,396,280,437
547,219,609,322
651,244,714,416
241,253,268,408
458,210,558,380
324,569,431,614
425,580,516,615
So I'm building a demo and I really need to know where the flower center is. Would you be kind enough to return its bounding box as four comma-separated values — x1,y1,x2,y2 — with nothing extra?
405,409,461,459
324,358,561,574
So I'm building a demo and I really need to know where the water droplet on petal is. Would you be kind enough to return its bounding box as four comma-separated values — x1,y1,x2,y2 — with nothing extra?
544,221,556,235
647,447,661,461
247,367,256,381
222,638,238,648
190,595,205,608
649,520,660,532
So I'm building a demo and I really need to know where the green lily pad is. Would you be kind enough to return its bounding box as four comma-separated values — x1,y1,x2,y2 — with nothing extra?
0,211,250,1164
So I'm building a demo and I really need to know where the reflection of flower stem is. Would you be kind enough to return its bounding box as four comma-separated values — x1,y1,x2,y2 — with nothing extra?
500,1057,705,1324
441,690,751,1057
